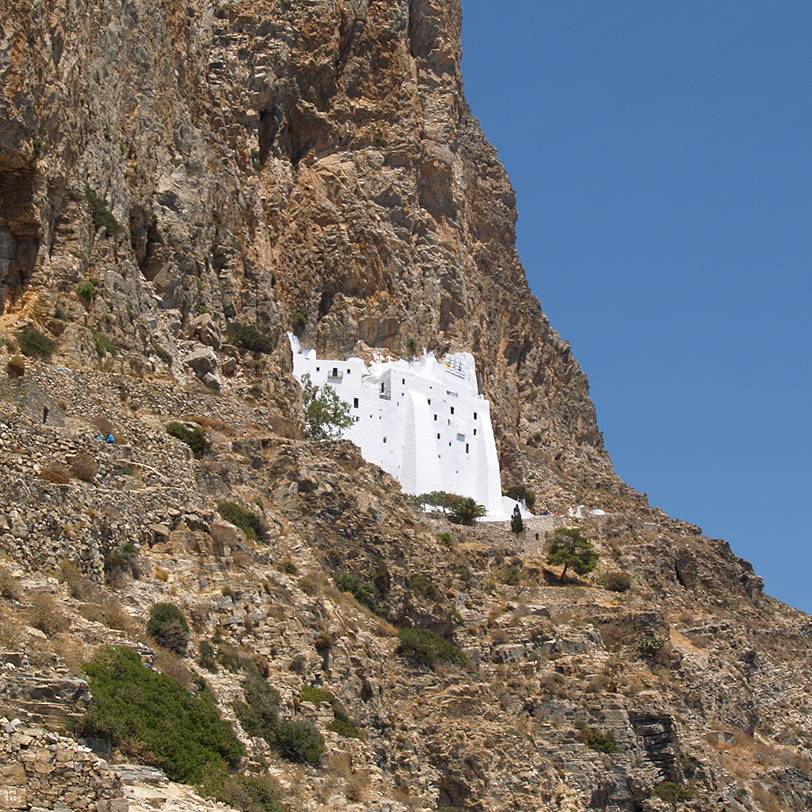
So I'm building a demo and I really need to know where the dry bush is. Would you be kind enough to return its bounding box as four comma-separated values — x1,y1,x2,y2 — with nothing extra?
78,598,133,632
38,461,72,485
538,672,568,697
0,566,21,600
708,727,812,780
0,611,23,648
153,648,197,691
6,355,25,378
69,452,99,482
59,559,98,601
28,593,70,636
154,566,169,582
51,635,90,674
189,414,225,431
750,783,785,812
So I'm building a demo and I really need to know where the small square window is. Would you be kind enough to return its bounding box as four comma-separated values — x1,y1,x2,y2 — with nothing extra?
316,366,320,372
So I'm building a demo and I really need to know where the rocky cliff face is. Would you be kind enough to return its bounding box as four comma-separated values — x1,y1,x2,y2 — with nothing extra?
0,0,603,498
0,2,810,812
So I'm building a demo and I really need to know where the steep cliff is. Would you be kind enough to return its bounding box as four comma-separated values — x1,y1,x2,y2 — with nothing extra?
0,3,810,812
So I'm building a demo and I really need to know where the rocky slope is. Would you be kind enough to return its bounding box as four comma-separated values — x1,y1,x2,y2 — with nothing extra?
0,2,810,811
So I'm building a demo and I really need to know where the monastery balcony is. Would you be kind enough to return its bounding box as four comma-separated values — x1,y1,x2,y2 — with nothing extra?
327,372,344,384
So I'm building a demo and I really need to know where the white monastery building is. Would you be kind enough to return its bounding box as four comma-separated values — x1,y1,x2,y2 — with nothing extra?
290,336,517,520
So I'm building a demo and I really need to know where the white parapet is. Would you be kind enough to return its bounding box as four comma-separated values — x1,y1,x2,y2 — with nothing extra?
290,335,509,520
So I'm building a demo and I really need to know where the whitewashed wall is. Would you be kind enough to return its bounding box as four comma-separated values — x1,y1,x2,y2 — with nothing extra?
290,336,509,519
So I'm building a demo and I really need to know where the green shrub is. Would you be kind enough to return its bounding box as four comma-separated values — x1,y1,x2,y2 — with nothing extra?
17,326,56,359
299,686,335,706
198,641,218,672
167,422,209,459
396,628,466,669
234,324,275,354
81,646,243,783
414,491,459,511
90,328,117,357
437,531,453,548
218,501,267,541
449,497,486,526
653,781,694,806
147,603,190,655
280,560,298,575
636,635,665,659
545,527,599,581
300,374,353,441
333,571,378,612
602,571,632,593
406,337,418,357
578,725,618,754
497,563,523,586
291,308,307,337
85,187,124,237
234,673,281,740
408,572,438,600
201,768,286,812
504,484,536,511
273,717,325,765
77,279,98,304
328,717,362,739
234,674,324,766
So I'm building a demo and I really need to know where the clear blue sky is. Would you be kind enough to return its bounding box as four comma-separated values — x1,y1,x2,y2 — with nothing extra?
461,1,812,613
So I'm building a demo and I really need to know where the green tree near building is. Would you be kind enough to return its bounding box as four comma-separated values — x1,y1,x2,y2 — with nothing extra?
510,504,524,534
301,373,353,440
546,527,599,582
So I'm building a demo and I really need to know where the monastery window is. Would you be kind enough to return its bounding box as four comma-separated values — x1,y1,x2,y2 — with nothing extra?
316,366,320,372
347,368,351,373
427,398,431,405
473,428,477,436
436,433,440,440
383,437,387,444
466,443,470,454
450,406,455,415
474,412,478,420
434,414,438,421
448,441,452,447
402,378,405,385
353,397,359,408
456,433,465,442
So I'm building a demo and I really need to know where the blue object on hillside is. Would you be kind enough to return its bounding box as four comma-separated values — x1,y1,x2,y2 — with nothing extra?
105,433,115,444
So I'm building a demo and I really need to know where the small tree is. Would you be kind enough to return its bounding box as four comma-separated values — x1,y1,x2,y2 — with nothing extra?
545,527,599,582
510,504,524,534
449,497,486,526
301,373,353,440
